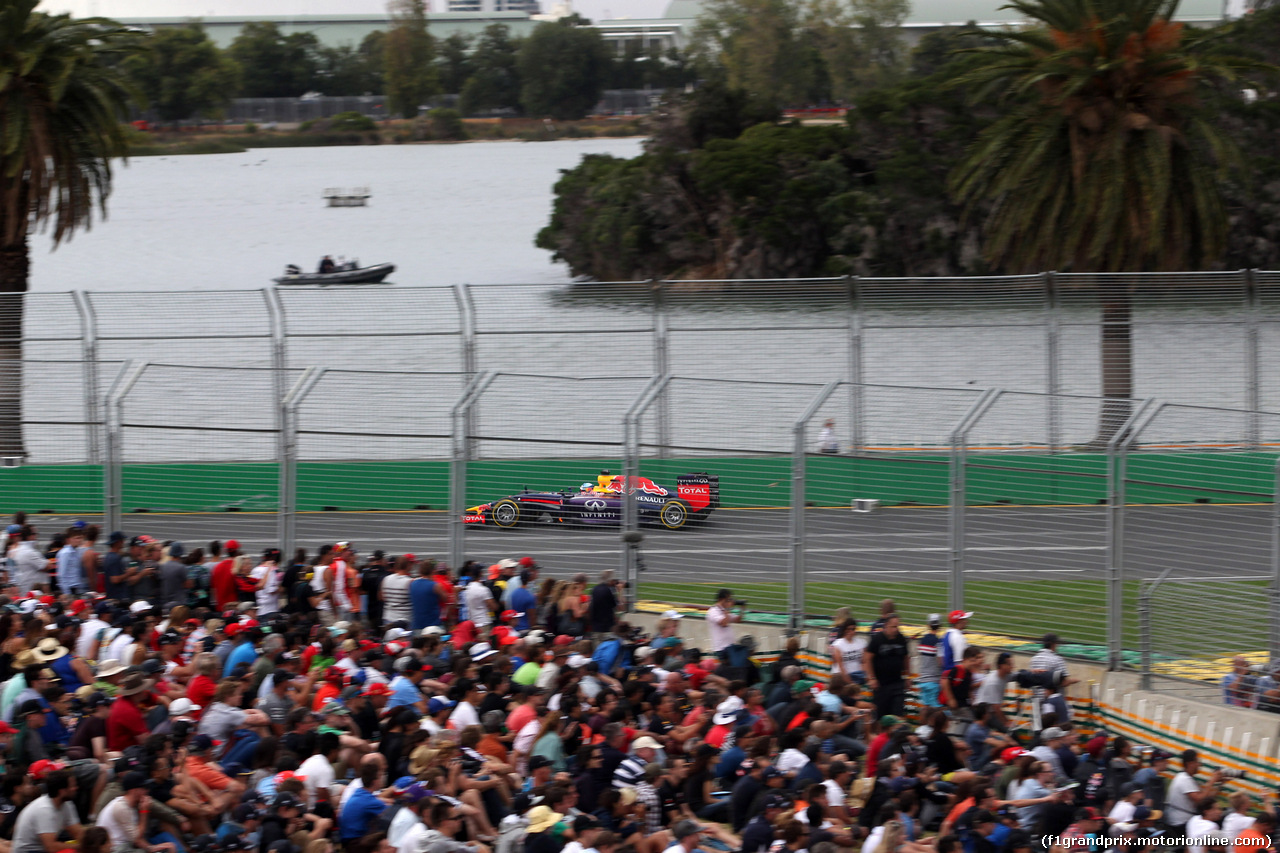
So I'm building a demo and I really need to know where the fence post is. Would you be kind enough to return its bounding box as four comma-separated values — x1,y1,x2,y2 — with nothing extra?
278,368,325,560
1139,582,1153,691
449,371,496,572
948,389,1000,612
71,292,100,464
1107,398,1160,671
622,375,669,603
652,281,670,459
263,287,288,445
103,361,147,535
454,283,479,459
847,276,864,455
1271,457,1280,661
1044,271,1061,453
1246,269,1260,449
791,380,844,632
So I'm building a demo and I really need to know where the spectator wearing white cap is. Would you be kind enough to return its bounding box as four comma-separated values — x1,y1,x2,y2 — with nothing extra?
942,609,973,674
651,611,683,650
615,736,660,788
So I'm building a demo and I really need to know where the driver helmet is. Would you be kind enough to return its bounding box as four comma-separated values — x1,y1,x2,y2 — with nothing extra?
581,483,594,492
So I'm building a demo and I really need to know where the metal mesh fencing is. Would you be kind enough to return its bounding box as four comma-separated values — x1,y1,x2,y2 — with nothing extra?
958,391,1114,648
627,377,822,624
451,373,654,580
108,364,287,552
803,385,986,636
1121,403,1280,687
290,368,468,558
275,286,465,372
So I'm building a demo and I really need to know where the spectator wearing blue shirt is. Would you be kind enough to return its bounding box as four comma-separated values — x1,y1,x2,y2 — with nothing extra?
410,575,440,631
340,763,389,841
56,529,86,595
387,659,428,714
714,725,753,783
225,627,260,675
510,575,537,632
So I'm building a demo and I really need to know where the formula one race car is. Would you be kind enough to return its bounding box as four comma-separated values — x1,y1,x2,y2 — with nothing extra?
462,471,719,530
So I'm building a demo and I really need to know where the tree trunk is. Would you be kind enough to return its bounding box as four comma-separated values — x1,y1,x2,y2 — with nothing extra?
0,237,28,459
1097,279,1133,448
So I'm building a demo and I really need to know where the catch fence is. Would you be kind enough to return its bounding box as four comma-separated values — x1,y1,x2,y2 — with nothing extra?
7,274,1280,695
4,356,1280,696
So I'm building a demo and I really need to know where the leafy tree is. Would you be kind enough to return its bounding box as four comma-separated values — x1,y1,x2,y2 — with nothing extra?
691,0,816,107
228,21,322,97
801,0,908,99
123,24,240,123
317,32,386,96
517,19,612,119
948,0,1261,439
0,0,144,455
458,24,523,115
437,33,475,94
385,0,438,118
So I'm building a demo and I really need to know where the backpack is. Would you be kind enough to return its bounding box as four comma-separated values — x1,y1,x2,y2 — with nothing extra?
593,638,623,675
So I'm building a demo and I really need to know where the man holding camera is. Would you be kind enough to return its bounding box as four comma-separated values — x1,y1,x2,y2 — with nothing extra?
707,589,746,657
1165,750,1224,838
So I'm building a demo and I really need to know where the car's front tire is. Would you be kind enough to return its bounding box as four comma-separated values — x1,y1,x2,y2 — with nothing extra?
658,499,688,530
491,499,521,528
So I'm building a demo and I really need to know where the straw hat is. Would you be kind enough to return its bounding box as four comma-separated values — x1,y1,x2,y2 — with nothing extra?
33,637,69,662
527,806,564,834
13,649,36,670
96,659,127,678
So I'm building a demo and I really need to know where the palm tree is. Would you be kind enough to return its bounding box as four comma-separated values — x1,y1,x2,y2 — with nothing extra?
948,0,1257,442
0,0,144,457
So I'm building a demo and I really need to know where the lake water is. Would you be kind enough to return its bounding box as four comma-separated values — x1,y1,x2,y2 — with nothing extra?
31,138,645,292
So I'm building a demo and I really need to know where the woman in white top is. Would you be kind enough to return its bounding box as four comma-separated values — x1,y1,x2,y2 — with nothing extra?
829,619,867,683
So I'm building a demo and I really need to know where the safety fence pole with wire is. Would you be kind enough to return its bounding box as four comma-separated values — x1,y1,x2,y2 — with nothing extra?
1119,401,1280,696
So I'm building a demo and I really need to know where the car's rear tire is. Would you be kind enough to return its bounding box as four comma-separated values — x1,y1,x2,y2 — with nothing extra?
491,499,521,528
659,499,688,530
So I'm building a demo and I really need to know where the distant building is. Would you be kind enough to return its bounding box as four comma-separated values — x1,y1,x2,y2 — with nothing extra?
447,0,540,13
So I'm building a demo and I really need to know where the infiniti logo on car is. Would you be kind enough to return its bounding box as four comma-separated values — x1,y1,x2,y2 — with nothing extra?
584,499,608,510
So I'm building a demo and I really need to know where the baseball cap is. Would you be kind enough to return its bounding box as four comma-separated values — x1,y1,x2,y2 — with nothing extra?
363,682,393,698
949,609,974,624
662,609,683,620
129,600,153,614
1134,806,1162,821
224,539,240,551
528,755,553,771
272,792,304,810
763,766,785,780
232,803,261,822
320,702,350,716
169,698,201,716
427,697,456,714
1041,726,1067,740
566,653,590,668
632,735,662,750
879,715,903,728
672,820,702,840
792,679,816,694
0,720,16,734
573,815,601,833
763,794,790,810
29,759,65,780
471,642,497,661
404,782,433,803
927,613,941,626
121,770,149,791
190,734,215,753
1000,746,1028,763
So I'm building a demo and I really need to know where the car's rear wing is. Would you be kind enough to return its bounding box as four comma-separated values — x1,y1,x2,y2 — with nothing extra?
676,473,720,512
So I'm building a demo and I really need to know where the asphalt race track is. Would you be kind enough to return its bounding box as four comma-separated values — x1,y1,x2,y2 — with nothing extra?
31,504,1275,584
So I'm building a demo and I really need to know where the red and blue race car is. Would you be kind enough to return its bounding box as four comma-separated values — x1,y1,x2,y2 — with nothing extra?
462,471,719,530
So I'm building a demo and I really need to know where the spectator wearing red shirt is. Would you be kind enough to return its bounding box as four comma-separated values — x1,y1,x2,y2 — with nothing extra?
186,652,219,720
106,672,154,751
211,540,241,611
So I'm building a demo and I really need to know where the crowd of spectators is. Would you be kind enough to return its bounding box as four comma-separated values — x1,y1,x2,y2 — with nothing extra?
1,513,1278,853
